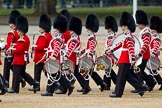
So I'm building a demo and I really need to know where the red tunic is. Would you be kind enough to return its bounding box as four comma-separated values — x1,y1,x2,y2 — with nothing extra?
150,32,161,57
113,30,135,64
105,32,117,64
65,34,80,64
33,32,52,63
47,33,64,60
5,29,20,57
138,27,151,59
12,34,30,65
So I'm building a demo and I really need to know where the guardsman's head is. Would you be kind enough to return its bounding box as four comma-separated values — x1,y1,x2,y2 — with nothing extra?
135,10,149,30
68,16,82,36
16,15,28,36
8,10,21,30
120,11,136,33
53,14,68,35
39,14,51,34
85,14,99,33
104,15,118,33
150,16,162,33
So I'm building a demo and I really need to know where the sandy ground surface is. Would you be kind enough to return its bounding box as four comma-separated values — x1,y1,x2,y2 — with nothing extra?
0,26,162,108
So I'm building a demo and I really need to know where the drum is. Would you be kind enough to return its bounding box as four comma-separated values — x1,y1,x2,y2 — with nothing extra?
79,56,94,75
111,34,141,60
147,57,160,71
62,59,75,74
96,55,112,71
44,59,60,74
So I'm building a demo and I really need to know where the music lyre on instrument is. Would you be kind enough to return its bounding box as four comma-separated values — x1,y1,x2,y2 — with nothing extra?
79,56,94,79
61,59,75,81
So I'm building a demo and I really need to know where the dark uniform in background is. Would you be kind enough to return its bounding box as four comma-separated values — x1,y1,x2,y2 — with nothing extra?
3,10,26,89
28,14,52,92
8,16,39,93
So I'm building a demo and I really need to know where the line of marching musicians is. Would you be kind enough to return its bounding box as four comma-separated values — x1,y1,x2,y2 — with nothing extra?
0,9,162,99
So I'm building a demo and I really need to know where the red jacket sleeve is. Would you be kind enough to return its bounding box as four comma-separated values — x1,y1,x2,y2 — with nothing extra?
34,36,47,51
151,39,161,54
52,39,63,57
65,39,78,57
126,38,135,60
140,33,151,55
5,33,14,50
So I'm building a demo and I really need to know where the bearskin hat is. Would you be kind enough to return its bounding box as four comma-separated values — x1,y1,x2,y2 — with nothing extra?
39,14,51,32
8,10,21,25
68,16,82,35
135,10,149,25
16,15,28,33
85,14,99,32
60,9,72,22
53,14,68,33
150,16,162,33
104,15,118,32
120,11,136,32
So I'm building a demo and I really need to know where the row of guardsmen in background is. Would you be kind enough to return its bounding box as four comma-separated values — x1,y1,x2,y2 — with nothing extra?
0,8,162,99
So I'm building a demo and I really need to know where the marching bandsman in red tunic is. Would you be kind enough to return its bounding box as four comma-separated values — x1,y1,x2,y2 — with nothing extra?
133,10,157,92
8,16,39,93
28,14,52,92
77,14,107,93
109,12,148,98
63,16,91,94
55,9,74,94
146,16,162,90
3,10,26,89
41,14,74,96
102,15,117,90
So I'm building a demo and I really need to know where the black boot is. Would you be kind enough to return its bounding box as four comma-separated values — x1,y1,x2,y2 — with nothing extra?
41,91,53,96
154,74,162,90
0,87,7,95
21,79,26,88
100,82,107,92
33,81,40,93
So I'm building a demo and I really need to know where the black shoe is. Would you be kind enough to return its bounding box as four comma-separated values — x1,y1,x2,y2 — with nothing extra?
0,87,7,95
109,93,121,98
77,87,91,92
55,89,67,94
130,89,139,93
100,82,107,92
0,99,1,102
148,82,156,92
82,88,90,94
141,84,149,91
77,88,85,92
138,91,144,97
28,87,40,92
7,89,15,93
21,79,26,88
41,92,53,96
33,81,40,93
159,85,162,90
68,85,75,96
